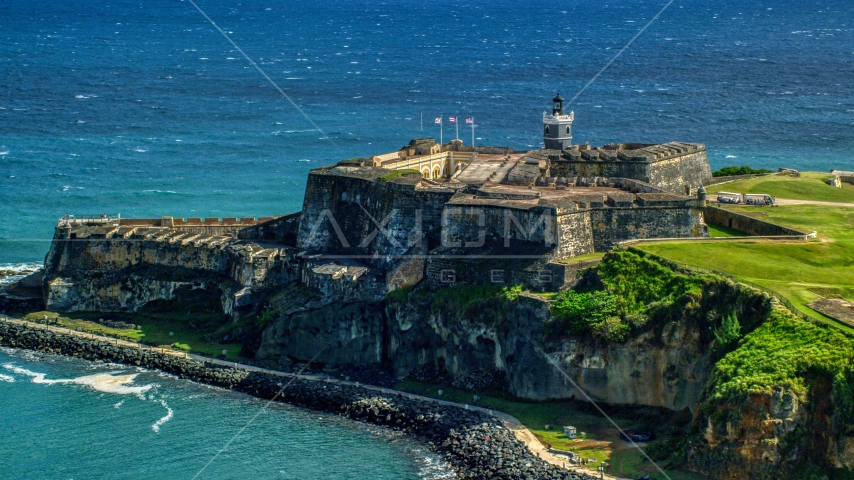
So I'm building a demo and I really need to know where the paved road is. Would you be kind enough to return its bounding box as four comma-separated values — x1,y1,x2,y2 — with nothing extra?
712,195,854,208
0,316,623,480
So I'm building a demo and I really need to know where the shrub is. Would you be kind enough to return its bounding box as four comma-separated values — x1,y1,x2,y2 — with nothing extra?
713,311,742,354
551,290,618,335
257,309,277,326
595,317,632,342
712,165,773,177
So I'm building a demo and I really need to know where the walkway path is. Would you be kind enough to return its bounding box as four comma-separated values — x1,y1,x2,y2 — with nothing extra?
0,316,622,480
712,195,854,208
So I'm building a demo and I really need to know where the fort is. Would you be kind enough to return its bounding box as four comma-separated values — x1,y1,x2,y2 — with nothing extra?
41,94,714,315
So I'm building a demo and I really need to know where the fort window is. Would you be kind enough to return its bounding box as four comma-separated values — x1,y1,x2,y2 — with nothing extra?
566,126,570,135
544,125,550,135
341,192,348,202
355,194,361,203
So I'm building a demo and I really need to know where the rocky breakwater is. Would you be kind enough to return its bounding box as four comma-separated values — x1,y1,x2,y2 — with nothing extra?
0,320,594,480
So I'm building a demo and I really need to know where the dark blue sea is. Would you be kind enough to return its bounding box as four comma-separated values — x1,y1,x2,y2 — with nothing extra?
1,0,853,265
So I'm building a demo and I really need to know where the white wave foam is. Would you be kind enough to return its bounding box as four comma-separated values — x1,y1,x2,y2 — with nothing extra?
0,374,14,382
114,399,125,408
0,150,9,155
152,399,173,433
2,364,154,396
142,189,178,194
725,155,738,158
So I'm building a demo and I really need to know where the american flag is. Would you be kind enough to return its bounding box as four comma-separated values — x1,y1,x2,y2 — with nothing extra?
466,118,473,124
434,117,442,124
448,117,457,123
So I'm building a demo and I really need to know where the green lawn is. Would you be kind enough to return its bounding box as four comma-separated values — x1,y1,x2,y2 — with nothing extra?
639,204,854,333
707,223,747,238
394,379,707,479
707,172,854,203
22,309,245,360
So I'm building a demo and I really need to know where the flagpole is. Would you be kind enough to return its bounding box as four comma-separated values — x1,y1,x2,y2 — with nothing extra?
456,115,459,140
440,117,443,146
471,117,475,147
420,112,423,134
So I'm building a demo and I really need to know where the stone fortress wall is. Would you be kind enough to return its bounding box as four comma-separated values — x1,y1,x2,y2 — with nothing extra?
550,142,712,194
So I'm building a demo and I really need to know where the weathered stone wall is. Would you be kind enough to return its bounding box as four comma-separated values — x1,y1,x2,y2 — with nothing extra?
550,149,711,194
296,168,455,269
703,206,809,236
645,150,713,194
440,203,557,251
238,212,301,245
554,210,594,259
588,204,708,250
42,228,298,314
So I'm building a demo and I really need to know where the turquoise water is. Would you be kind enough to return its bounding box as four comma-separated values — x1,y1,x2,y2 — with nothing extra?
0,347,452,479
1,0,853,264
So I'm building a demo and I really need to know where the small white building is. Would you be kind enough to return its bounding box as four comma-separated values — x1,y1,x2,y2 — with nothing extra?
563,426,577,439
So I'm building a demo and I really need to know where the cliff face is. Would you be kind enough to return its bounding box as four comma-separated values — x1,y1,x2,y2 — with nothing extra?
254,288,714,410
385,293,713,409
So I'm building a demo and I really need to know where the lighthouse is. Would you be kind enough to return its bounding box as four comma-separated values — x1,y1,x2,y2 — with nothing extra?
543,93,574,151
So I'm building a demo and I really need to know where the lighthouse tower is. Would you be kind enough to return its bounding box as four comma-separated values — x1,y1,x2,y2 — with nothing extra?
543,93,574,151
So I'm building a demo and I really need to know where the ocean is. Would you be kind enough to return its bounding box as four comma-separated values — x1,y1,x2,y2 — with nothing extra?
1,0,853,265
0,0,852,474
0,347,452,479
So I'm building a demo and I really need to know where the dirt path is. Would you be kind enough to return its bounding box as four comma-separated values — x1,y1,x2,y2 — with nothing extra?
711,195,854,208
1,316,622,479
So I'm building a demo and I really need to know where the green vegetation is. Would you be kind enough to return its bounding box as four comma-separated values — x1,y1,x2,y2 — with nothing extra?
550,290,626,341
392,284,524,325
639,204,854,332
394,379,705,479
707,171,854,203
379,169,420,181
707,223,747,238
23,311,143,341
21,289,246,360
709,307,854,402
547,250,769,349
712,165,773,177
713,312,742,354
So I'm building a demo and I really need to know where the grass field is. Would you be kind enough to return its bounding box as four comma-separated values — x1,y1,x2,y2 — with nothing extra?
640,173,854,332
707,172,854,203
395,379,707,479
22,309,245,360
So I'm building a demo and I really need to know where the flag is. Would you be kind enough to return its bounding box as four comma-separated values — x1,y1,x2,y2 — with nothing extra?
466,118,473,124
448,117,457,123
434,117,442,124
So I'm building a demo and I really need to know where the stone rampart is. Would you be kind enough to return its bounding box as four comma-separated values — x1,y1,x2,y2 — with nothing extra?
551,144,711,194
296,167,455,269
43,225,298,314
702,206,810,237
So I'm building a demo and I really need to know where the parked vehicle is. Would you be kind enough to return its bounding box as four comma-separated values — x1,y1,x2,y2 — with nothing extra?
716,191,742,204
744,193,775,206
